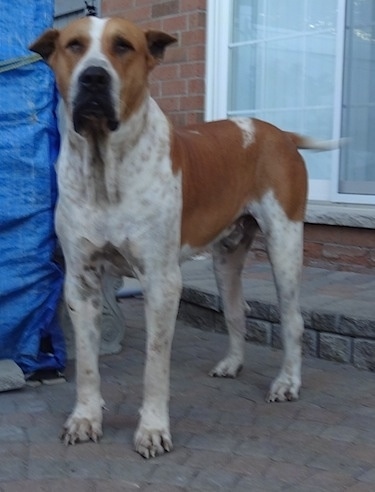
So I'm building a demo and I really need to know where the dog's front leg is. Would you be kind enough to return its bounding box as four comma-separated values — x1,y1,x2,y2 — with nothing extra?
61,268,104,445
134,268,182,459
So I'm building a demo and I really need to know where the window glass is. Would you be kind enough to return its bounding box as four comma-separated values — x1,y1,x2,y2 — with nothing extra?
340,0,375,194
229,0,338,181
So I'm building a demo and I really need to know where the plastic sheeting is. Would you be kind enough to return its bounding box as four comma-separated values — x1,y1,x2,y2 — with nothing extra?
0,1,65,375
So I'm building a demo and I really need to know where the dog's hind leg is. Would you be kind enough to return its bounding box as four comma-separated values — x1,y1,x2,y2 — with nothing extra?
266,221,304,402
251,194,304,402
209,216,257,378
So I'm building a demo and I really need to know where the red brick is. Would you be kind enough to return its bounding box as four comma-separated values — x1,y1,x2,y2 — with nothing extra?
152,0,179,18
123,5,152,22
135,0,156,5
152,63,179,80
162,14,188,32
181,28,206,45
102,0,134,15
304,241,323,259
165,46,187,64
169,112,188,126
304,224,375,248
187,44,205,61
180,61,205,78
140,19,163,30
150,80,161,98
322,244,367,260
189,10,206,29
180,0,207,12
180,94,204,111
186,111,204,125
157,96,180,112
302,224,375,272
188,78,205,94
161,79,187,96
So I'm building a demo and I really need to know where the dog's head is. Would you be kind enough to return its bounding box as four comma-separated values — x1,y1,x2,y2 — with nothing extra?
30,17,176,135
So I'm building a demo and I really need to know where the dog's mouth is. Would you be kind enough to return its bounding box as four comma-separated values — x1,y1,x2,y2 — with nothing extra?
72,66,119,135
73,97,119,134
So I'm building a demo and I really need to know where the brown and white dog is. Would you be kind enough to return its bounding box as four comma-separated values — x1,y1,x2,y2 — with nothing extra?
30,16,337,459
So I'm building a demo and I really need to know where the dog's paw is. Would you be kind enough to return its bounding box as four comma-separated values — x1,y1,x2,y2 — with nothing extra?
209,357,243,378
134,426,172,459
61,413,103,445
266,375,300,403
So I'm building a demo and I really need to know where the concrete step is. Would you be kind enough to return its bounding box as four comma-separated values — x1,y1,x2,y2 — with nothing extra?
178,258,375,372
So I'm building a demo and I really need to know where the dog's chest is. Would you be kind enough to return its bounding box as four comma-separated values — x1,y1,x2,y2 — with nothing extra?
56,161,182,277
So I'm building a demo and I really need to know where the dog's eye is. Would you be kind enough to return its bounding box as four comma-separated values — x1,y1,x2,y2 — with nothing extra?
66,39,84,54
113,37,133,55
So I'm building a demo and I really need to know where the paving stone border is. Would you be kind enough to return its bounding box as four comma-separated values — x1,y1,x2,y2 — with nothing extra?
179,286,375,372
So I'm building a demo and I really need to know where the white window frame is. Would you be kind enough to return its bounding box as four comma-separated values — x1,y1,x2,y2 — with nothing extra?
205,0,375,206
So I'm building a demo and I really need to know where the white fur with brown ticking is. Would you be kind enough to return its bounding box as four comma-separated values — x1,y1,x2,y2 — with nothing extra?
30,16,338,459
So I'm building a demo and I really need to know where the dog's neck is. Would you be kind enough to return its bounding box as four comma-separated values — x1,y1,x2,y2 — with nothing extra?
59,94,170,206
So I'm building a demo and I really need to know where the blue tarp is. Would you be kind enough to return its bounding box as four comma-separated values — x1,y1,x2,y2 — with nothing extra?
0,1,65,375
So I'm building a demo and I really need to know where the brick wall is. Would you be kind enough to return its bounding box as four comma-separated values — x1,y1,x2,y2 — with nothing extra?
304,224,375,273
102,0,207,126
248,224,375,273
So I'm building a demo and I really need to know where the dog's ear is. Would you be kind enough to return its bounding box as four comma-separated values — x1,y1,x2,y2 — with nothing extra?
29,29,60,62
145,30,177,66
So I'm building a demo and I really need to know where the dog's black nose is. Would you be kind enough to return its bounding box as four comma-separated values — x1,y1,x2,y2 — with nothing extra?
79,66,110,91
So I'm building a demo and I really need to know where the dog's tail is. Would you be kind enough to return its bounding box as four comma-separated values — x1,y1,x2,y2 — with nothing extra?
286,132,347,152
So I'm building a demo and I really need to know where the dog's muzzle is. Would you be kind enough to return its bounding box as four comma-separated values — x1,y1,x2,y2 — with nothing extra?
73,66,119,134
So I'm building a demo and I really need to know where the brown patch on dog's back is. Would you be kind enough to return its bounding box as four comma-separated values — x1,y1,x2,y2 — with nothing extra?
171,119,308,248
